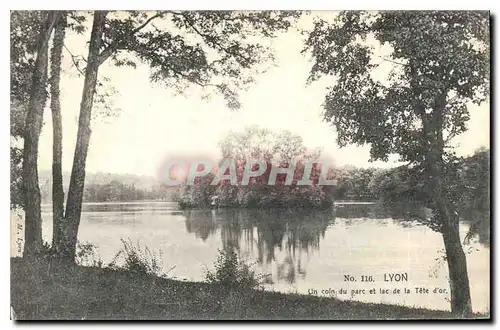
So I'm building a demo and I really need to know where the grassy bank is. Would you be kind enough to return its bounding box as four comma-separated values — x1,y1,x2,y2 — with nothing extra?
10,257,463,320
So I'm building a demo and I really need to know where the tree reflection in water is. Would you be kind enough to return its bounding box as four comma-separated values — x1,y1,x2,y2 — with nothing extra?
184,208,332,284
183,203,489,285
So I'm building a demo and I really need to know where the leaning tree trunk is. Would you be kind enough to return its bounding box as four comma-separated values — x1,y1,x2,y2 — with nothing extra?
22,11,60,259
60,11,107,262
425,97,472,317
49,13,67,256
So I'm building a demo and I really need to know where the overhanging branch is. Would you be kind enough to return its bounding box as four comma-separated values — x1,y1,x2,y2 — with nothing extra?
97,11,168,66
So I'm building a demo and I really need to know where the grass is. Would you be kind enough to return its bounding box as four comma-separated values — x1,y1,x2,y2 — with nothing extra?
9,257,476,321
108,239,165,276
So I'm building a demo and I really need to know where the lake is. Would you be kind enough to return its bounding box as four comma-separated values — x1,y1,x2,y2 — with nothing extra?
16,202,489,313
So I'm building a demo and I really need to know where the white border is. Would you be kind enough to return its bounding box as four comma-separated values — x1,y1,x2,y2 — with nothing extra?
2,1,497,328
5,0,498,10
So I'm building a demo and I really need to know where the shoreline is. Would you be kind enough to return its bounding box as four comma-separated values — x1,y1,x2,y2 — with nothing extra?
11,257,476,320
37,200,383,207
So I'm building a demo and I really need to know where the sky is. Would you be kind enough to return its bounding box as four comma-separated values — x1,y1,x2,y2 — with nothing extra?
35,12,490,177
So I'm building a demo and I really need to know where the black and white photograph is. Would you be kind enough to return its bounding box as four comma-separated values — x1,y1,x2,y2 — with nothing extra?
9,9,490,320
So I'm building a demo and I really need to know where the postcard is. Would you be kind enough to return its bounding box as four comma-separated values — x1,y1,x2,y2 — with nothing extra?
10,10,490,320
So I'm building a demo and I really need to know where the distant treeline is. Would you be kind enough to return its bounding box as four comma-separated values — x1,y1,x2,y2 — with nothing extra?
35,146,488,211
332,148,489,245
38,172,177,203
82,181,174,202
334,148,489,210
177,147,489,212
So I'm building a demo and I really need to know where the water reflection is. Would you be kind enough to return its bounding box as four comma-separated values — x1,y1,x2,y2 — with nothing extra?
42,201,182,214
184,203,490,285
35,201,489,312
335,202,490,245
184,208,333,283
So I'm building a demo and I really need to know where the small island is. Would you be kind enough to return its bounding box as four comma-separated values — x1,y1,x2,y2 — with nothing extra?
171,127,336,210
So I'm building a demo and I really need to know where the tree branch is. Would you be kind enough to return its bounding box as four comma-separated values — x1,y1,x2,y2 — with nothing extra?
132,11,168,34
97,11,168,66
174,12,251,65
162,63,216,89
375,55,408,67
63,44,86,75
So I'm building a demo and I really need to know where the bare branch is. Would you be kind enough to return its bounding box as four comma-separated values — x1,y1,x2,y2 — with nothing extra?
132,11,168,34
375,55,408,67
63,44,86,75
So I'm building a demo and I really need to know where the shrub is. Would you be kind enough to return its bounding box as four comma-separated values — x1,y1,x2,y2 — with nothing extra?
205,249,268,291
108,238,164,276
75,241,103,268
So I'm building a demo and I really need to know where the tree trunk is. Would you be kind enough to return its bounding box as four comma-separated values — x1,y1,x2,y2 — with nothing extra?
49,13,67,256
441,212,473,316
60,11,107,262
22,11,60,259
425,95,473,317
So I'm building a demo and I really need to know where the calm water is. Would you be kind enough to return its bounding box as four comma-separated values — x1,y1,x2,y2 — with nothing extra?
23,202,489,313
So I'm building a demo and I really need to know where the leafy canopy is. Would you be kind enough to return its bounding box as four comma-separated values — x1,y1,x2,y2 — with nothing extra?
101,11,300,109
305,11,489,163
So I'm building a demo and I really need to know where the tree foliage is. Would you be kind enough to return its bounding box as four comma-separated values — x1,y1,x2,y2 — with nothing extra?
305,11,489,316
43,10,301,262
10,11,43,209
101,11,300,109
305,11,489,163
10,11,43,107
178,126,332,209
